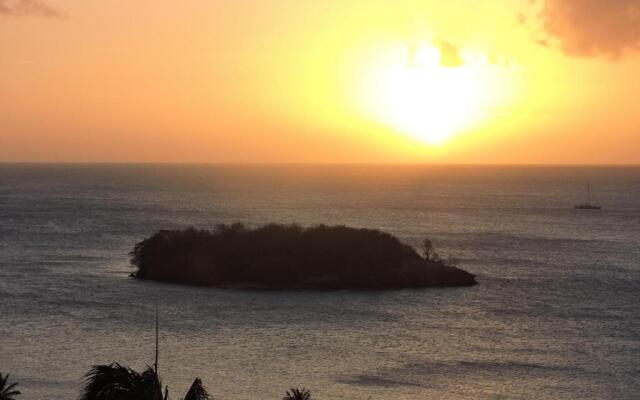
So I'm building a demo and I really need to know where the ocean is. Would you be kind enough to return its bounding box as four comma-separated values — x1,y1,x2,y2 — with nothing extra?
1,164,639,400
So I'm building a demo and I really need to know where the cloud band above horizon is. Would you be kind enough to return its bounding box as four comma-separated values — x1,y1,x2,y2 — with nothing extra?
0,0,61,18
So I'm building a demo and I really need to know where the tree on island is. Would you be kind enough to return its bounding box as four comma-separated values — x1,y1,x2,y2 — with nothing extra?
422,239,437,261
0,374,21,400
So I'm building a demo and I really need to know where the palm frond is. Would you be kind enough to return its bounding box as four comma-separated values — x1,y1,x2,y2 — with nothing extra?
0,373,21,400
80,363,163,400
184,378,210,400
283,388,311,400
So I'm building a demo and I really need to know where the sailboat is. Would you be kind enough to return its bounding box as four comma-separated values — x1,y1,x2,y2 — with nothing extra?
574,184,602,210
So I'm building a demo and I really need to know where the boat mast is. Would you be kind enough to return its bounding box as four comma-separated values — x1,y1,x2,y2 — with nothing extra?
587,184,592,204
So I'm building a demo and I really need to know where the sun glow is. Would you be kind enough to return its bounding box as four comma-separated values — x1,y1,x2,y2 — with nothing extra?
363,44,503,145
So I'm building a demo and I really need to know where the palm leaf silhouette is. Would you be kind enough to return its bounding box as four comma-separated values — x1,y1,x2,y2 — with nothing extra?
183,378,210,400
283,388,311,400
81,308,211,400
0,374,21,400
80,363,167,400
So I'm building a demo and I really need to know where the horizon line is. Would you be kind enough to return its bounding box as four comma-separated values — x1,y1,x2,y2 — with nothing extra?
1,161,640,167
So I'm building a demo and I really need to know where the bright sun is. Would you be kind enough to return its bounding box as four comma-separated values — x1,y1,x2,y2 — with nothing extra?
365,44,491,145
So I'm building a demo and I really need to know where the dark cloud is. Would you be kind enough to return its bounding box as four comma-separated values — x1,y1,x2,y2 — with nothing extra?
435,38,463,68
0,0,62,18
539,0,640,58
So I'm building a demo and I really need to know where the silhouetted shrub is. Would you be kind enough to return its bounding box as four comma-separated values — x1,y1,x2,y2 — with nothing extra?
0,374,21,400
80,364,209,400
283,388,311,400
422,238,437,261
130,224,476,289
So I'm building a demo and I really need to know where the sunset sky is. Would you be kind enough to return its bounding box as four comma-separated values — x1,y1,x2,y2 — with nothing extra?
1,0,639,163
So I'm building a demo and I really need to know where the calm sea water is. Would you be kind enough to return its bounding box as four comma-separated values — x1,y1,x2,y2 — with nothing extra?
1,164,639,400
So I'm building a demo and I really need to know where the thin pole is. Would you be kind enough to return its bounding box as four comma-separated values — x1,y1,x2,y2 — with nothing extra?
155,303,159,375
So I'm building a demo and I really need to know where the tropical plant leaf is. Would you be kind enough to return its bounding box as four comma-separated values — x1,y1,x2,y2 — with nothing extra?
0,373,21,400
184,377,210,400
283,388,311,400
80,364,164,400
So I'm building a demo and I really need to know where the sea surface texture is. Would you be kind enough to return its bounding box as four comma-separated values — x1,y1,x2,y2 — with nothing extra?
1,164,639,400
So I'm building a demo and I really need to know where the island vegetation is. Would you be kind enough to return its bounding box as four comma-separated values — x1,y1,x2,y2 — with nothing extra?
130,224,476,289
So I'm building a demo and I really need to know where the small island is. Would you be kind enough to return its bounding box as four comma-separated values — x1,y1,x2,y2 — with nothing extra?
130,224,477,289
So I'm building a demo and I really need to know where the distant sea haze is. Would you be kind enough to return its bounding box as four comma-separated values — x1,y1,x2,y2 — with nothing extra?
1,164,639,400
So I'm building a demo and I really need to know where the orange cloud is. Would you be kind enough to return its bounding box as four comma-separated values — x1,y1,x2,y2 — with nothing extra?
539,0,640,58
0,0,61,17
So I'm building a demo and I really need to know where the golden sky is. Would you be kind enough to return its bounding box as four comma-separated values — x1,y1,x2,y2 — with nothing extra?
1,0,639,163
